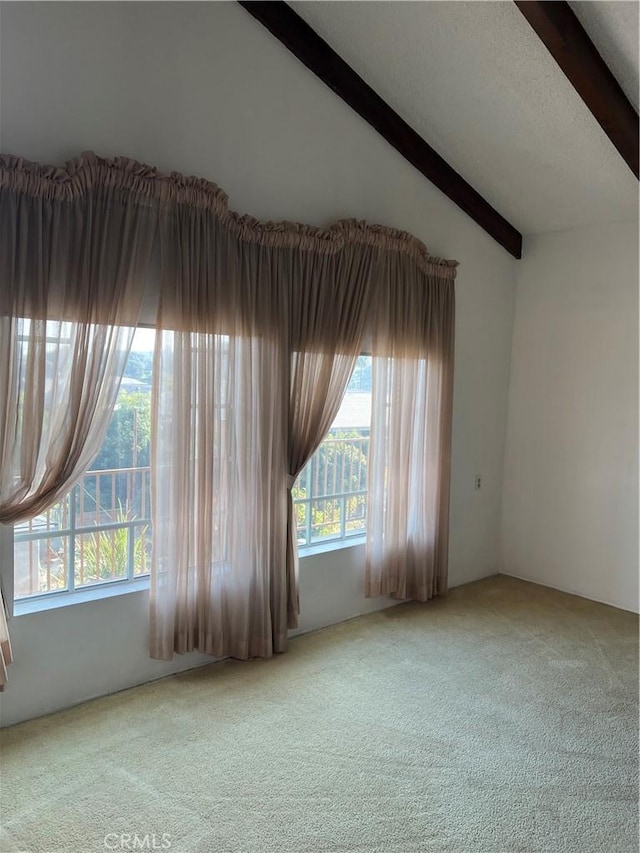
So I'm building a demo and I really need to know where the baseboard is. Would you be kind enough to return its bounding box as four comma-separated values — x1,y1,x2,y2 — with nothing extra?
499,571,639,615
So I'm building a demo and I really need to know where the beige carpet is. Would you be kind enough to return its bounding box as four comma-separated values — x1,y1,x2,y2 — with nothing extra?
1,576,638,853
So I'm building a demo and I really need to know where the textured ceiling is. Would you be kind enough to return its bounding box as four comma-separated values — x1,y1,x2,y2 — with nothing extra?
290,1,639,236
571,0,639,112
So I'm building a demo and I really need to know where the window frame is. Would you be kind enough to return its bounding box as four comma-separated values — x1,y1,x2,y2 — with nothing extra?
9,345,373,614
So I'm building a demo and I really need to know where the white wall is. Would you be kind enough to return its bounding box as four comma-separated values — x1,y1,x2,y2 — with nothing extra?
0,2,516,726
502,222,639,612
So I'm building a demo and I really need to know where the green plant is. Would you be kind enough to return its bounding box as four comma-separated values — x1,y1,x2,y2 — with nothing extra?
75,502,148,584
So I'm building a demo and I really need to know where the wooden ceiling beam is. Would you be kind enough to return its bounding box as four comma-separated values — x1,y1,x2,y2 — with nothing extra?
515,1,639,179
238,1,523,259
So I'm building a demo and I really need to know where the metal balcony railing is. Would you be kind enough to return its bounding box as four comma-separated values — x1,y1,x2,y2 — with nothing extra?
14,466,151,599
14,428,370,598
292,427,370,548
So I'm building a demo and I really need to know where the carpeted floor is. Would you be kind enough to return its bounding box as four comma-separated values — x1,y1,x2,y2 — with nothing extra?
1,575,638,853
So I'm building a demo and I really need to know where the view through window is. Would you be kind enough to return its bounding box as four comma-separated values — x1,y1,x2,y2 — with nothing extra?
14,328,155,599
14,342,371,600
292,356,372,548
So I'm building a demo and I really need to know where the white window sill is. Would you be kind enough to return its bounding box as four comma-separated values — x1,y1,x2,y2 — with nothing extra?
13,576,150,616
12,538,367,616
298,535,366,559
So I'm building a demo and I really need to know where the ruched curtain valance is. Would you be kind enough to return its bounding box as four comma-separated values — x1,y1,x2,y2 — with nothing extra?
0,152,457,676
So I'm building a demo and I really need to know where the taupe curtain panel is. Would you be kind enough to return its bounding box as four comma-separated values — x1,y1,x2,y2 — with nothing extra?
286,247,375,631
150,210,377,659
366,252,455,601
0,154,157,688
0,152,457,677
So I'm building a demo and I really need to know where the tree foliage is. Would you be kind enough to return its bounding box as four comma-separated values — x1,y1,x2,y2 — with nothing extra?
124,350,154,385
84,390,151,518
349,355,372,392
92,390,151,472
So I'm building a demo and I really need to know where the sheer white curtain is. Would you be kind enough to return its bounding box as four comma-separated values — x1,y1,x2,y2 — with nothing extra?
366,253,456,601
150,204,290,660
151,327,288,659
285,246,374,629
1,150,458,681
53,153,461,663
0,154,157,688
149,238,376,659
0,319,138,522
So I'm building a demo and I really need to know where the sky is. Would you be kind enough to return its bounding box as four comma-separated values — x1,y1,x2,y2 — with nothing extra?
130,327,156,352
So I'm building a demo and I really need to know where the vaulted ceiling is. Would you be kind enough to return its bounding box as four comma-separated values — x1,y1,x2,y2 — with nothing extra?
281,1,638,240
571,0,639,112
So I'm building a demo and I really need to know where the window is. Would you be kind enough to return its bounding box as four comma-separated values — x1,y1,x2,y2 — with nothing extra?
14,329,155,600
14,341,371,601
293,356,372,548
